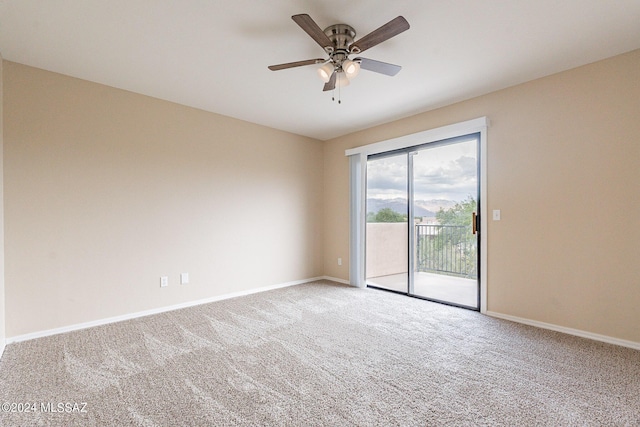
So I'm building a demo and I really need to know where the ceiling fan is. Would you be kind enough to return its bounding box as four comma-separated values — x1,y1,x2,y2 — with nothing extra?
268,14,410,98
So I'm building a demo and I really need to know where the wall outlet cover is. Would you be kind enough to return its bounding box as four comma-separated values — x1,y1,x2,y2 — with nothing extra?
180,273,189,284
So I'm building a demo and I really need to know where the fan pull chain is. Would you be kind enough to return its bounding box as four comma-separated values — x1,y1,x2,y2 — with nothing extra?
330,86,342,104
330,85,342,104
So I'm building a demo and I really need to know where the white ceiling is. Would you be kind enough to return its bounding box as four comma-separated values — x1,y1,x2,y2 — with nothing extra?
1,1,639,141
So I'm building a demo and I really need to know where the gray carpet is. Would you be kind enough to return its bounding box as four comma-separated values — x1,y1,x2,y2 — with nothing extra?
0,280,638,426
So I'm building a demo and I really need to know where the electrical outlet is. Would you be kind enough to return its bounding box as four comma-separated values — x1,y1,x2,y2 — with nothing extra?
180,273,189,285
160,276,169,288
338,258,342,266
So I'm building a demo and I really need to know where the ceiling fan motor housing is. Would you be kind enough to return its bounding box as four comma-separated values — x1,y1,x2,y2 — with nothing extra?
324,24,357,66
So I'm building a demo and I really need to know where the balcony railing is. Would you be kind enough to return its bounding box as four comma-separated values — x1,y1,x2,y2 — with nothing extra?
415,224,477,279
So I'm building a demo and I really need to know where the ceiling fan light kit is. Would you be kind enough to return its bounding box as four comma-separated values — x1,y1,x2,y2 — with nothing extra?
317,63,334,83
336,72,350,88
342,59,360,79
268,13,410,103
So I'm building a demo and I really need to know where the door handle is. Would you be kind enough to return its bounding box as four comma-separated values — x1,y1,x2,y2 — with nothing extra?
472,212,477,235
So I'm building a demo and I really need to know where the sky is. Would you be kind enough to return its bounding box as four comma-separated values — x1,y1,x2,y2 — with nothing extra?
366,138,478,203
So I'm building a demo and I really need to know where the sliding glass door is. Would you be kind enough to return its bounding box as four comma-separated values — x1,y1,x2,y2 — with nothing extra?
365,152,409,293
365,134,480,310
411,136,479,308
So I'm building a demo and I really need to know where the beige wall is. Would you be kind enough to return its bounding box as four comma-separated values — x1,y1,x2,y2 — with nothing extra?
323,49,640,343
0,54,5,353
3,61,324,337
366,223,408,278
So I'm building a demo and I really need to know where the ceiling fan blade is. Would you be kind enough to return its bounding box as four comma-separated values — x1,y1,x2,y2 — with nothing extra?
350,16,410,54
323,71,336,91
268,58,325,71
292,14,334,51
356,57,402,76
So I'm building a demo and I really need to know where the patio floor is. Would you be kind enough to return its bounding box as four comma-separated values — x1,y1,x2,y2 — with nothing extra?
367,272,478,308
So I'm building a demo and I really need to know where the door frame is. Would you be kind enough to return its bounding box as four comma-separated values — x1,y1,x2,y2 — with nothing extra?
346,117,489,313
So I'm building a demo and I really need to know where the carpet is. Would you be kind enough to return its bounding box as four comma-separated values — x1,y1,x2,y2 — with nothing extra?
0,280,638,426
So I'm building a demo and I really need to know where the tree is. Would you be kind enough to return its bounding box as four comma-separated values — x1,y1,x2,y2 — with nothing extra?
436,195,476,226
367,208,407,223
418,195,478,278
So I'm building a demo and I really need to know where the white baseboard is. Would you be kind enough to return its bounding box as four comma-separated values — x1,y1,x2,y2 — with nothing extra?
0,340,5,359
321,275,351,285
6,276,326,345
486,311,640,351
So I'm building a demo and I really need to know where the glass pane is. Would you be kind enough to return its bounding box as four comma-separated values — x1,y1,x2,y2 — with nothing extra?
366,153,408,293
412,137,479,308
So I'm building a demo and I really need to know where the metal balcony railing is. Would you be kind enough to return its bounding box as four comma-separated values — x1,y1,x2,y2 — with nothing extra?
415,224,477,279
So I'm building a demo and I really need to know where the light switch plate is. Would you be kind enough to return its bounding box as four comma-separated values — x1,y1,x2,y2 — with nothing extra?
493,210,501,221
180,273,189,285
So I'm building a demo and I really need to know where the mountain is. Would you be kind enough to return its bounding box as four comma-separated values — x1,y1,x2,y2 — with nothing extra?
366,198,456,217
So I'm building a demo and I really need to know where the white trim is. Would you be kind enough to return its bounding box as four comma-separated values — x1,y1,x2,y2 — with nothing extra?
486,311,640,350
321,275,351,285
6,277,325,344
0,341,5,359
345,117,489,157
